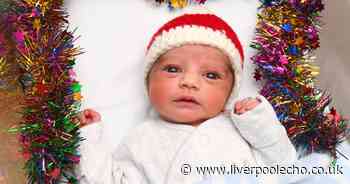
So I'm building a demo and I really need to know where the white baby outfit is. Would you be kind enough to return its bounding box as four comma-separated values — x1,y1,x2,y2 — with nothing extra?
78,95,296,184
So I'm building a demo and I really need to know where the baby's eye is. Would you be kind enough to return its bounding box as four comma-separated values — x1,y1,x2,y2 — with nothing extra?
163,65,180,73
205,72,221,80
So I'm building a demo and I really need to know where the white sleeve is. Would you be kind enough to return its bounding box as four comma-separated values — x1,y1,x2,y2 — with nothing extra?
110,144,147,184
78,139,146,184
230,95,297,166
77,122,107,183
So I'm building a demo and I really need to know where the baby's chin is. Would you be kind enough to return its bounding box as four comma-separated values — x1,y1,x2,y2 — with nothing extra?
161,113,209,126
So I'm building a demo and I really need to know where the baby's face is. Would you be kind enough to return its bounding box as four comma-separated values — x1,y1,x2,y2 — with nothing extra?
148,44,234,126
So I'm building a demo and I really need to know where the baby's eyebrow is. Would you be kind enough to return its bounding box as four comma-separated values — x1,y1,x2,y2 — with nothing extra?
204,64,231,72
212,63,235,75
156,55,181,64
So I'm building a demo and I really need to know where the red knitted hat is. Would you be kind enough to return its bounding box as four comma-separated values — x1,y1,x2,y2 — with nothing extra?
144,7,245,109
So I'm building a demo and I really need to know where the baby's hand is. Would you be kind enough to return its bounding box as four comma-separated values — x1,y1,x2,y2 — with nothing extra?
234,97,261,115
78,108,101,127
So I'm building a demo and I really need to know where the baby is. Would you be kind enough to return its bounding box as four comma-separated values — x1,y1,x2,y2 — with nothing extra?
79,8,296,184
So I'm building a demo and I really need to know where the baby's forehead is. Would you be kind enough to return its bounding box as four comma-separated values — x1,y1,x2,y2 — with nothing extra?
157,44,232,67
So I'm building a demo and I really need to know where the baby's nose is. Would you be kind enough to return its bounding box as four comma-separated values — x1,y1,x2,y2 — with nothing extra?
179,73,200,90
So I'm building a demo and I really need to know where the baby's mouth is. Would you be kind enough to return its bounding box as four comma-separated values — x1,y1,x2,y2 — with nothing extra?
174,96,200,105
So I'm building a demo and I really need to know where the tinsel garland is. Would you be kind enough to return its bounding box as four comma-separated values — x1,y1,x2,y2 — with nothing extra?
0,0,349,183
0,0,83,183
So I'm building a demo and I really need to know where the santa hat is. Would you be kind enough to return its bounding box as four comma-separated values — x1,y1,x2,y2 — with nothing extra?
144,6,245,110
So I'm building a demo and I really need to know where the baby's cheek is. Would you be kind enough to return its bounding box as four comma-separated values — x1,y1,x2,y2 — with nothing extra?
148,80,176,108
149,88,164,106
205,91,229,113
